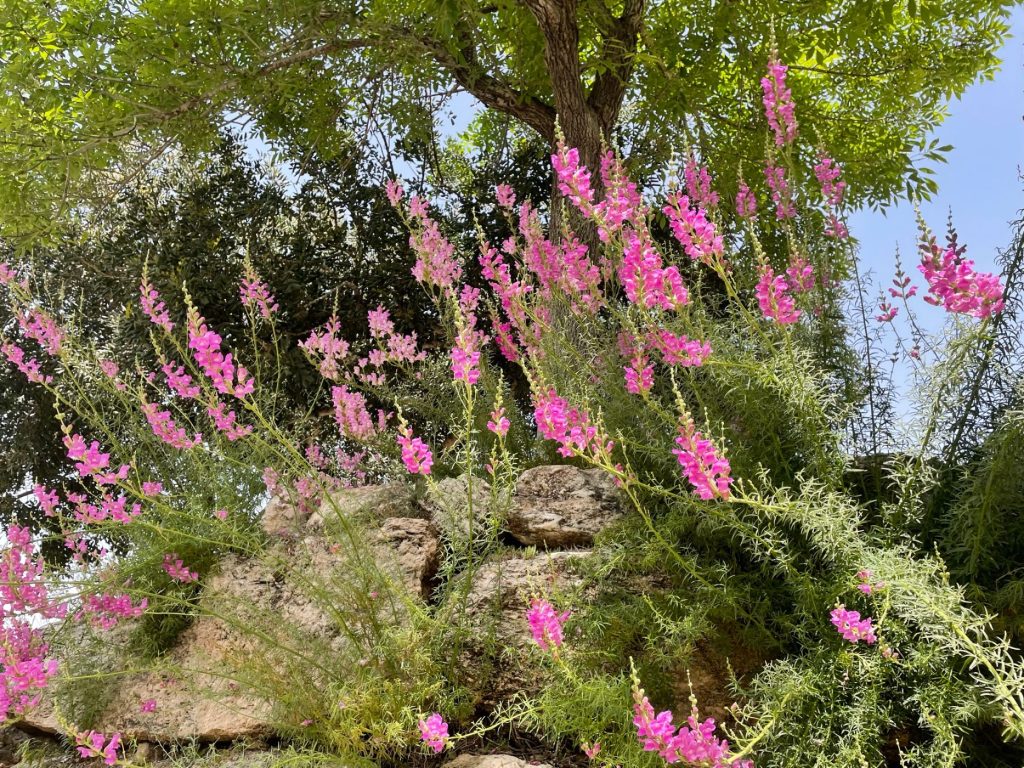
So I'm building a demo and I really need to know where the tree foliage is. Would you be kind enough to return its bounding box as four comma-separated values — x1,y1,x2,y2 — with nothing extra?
0,0,1014,240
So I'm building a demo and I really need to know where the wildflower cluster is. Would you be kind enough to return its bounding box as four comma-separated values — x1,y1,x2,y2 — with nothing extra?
830,605,877,645
633,687,752,768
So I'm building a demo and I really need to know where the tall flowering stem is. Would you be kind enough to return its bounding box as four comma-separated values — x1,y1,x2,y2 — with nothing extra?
672,417,733,501
761,57,797,146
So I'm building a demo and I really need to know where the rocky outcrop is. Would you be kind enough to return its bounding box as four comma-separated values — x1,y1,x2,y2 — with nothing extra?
506,465,623,547
15,465,762,754
456,550,589,704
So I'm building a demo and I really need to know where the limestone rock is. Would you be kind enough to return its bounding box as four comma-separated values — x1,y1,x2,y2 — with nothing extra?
373,517,440,598
310,483,422,529
444,756,553,768
260,493,310,537
456,551,589,704
507,465,622,547
425,475,495,544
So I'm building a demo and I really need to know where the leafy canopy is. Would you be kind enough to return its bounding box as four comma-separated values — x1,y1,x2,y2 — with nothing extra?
0,0,1014,240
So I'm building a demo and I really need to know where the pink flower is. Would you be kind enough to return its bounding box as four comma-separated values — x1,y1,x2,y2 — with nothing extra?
495,184,516,209
764,164,795,220
162,554,199,583
624,355,654,395
918,240,1005,318
487,407,510,437
664,193,724,267
552,144,595,212
140,699,157,713
142,403,202,450
78,594,147,630
755,266,801,325
876,300,898,323
140,278,174,333
450,330,482,385
162,362,201,400
813,154,846,208
300,316,350,380
214,508,229,520
683,156,719,209
786,255,815,293
620,231,689,311
533,389,612,459
761,57,798,146
385,179,404,207
17,309,64,356
33,485,60,517
141,482,163,497
632,687,752,768
331,386,377,440
367,306,394,338
63,434,111,477
526,598,570,651
583,742,602,760
187,317,254,398
75,731,122,766
830,604,877,645
418,713,449,753
649,330,711,367
207,402,253,441
398,428,433,475
735,182,757,219
673,418,733,500
2,342,53,385
239,266,279,320
409,209,462,291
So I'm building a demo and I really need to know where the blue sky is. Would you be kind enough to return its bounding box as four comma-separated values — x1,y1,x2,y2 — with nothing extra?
849,5,1024,284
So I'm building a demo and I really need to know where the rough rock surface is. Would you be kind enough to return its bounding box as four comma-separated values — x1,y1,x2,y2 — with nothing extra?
425,474,495,543
310,482,422,529
456,550,589,704
444,756,553,768
506,465,623,547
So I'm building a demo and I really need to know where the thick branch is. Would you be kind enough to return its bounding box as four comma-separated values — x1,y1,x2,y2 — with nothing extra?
587,0,644,130
414,31,557,141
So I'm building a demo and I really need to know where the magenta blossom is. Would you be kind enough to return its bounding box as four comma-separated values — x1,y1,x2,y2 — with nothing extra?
398,428,433,475
526,598,570,652
673,419,733,500
418,712,449,753
830,604,877,645
761,57,797,146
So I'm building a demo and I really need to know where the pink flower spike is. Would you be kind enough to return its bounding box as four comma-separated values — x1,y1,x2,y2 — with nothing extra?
140,278,174,333
526,598,570,652
495,184,516,209
397,428,433,475
673,418,732,500
761,57,798,146
385,178,404,207
735,182,757,219
487,407,510,437
239,265,279,320
756,265,801,325
418,713,449,753
141,482,163,497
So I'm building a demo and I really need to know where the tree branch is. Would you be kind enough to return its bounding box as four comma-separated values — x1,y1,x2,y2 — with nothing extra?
586,0,644,130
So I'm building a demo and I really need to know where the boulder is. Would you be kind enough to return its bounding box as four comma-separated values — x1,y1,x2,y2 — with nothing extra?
506,466,623,547
310,483,422,529
374,517,440,598
444,756,553,768
455,551,589,704
424,475,496,544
